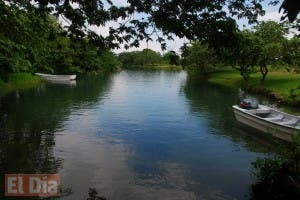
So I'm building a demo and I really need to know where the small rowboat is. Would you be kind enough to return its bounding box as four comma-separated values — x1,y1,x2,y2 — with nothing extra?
35,73,76,81
233,105,300,142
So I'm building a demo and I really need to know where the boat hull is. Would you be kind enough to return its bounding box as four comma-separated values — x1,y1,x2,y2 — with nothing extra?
233,106,299,142
35,73,77,81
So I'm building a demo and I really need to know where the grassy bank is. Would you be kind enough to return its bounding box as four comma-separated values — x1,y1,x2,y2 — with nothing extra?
208,70,300,106
0,73,42,96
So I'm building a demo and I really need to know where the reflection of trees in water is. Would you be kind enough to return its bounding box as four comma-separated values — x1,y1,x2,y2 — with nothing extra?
183,76,238,131
183,76,280,153
0,74,112,198
184,77,299,200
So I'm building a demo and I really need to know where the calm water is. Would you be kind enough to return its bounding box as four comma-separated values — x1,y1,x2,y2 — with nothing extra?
0,70,276,199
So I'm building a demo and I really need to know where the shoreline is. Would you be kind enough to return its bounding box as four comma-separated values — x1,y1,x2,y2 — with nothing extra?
122,64,183,70
0,73,42,97
208,70,300,107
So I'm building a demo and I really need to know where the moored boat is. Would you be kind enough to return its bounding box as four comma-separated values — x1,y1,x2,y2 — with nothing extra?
232,104,300,142
35,73,77,81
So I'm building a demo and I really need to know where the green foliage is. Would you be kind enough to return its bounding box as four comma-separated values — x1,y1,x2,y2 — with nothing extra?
0,2,119,77
1,0,298,53
283,36,300,70
183,42,217,77
233,30,262,81
163,51,180,66
98,51,120,72
231,21,291,81
185,21,296,81
254,21,288,81
1,0,270,50
118,49,163,68
0,73,42,96
253,157,285,184
255,21,287,43
252,134,300,199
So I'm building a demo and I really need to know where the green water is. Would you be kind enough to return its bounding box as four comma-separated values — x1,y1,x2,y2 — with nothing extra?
0,70,276,199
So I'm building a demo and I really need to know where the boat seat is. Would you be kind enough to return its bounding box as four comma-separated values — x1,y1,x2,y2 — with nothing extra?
278,119,298,126
256,109,271,114
264,115,284,122
248,109,271,115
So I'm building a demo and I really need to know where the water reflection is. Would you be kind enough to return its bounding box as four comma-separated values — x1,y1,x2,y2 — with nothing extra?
185,78,257,148
47,79,77,86
0,74,112,198
0,71,279,199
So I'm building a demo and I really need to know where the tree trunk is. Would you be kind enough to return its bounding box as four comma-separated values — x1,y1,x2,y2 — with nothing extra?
241,65,249,81
260,64,268,82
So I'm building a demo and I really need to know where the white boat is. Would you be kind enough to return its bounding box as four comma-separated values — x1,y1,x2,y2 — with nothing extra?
232,105,300,142
35,73,77,81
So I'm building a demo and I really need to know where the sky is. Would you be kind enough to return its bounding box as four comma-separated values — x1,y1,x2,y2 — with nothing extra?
89,0,285,54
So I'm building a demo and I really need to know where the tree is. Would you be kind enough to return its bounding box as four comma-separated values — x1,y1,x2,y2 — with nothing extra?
1,0,268,50
0,2,120,76
233,30,261,81
140,49,162,66
118,49,163,68
184,42,216,77
254,21,288,81
2,0,300,52
118,52,136,68
0,3,56,75
283,36,300,71
163,51,180,66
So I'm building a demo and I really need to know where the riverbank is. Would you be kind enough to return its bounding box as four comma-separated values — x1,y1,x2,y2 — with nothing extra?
208,70,300,106
0,73,42,96
123,64,182,70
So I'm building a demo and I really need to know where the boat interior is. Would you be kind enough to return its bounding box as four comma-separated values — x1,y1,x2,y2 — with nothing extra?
246,107,300,128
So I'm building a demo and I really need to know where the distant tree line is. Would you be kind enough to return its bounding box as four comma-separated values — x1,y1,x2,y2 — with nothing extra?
181,21,300,81
0,2,120,81
118,49,180,68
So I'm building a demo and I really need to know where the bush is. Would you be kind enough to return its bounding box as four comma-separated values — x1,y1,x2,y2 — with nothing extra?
251,135,300,200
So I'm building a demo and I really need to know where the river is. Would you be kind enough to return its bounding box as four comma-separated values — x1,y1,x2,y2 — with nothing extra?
0,70,277,199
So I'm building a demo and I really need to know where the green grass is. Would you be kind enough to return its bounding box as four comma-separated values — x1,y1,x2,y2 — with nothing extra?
0,73,42,96
208,70,300,106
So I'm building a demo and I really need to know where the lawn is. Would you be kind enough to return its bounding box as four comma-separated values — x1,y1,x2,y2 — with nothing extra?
208,70,300,105
0,73,42,96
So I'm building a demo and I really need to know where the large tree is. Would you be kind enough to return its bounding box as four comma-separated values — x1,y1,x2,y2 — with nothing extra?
3,0,299,51
183,42,217,77
3,1,300,50
0,0,268,50
232,30,262,81
254,21,288,81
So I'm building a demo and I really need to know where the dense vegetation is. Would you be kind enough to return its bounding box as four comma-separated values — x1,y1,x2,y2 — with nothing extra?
118,49,180,69
1,0,297,51
0,0,265,49
251,135,300,200
1,1,298,80
0,2,120,80
182,21,300,81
